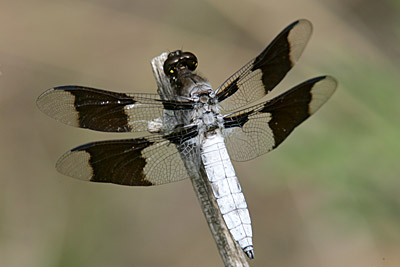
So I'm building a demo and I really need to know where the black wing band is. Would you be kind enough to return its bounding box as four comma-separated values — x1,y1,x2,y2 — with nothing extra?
56,126,199,186
223,76,337,161
216,19,313,111
37,86,194,132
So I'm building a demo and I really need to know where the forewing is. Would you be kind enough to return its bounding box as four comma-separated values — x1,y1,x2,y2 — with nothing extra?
223,76,337,161
216,19,313,112
37,86,193,132
56,126,199,186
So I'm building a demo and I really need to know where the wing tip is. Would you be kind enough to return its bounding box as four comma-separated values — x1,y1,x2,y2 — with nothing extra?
314,75,338,92
36,86,81,127
36,87,55,110
307,75,337,114
36,87,66,120
286,19,313,66
296,18,313,28
288,19,313,33
323,75,338,87
36,85,80,107
56,149,93,182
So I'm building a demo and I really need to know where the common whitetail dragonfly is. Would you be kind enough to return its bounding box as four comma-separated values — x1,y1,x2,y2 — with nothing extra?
37,19,336,259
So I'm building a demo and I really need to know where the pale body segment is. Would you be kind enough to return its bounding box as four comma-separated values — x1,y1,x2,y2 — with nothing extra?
183,77,254,258
201,133,253,255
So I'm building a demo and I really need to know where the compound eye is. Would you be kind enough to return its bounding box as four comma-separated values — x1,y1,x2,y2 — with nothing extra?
164,65,177,77
186,59,198,71
181,52,198,71
164,56,179,77
163,50,198,76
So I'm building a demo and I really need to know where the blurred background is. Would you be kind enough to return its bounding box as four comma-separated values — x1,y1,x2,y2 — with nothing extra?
1,0,400,266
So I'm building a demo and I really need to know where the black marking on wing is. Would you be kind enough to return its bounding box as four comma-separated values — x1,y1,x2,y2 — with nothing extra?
37,86,194,133
71,137,154,186
259,76,314,147
66,86,135,132
214,77,240,103
223,76,337,161
223,109,250,129
164,125,200,145
56,125,199,186
250,20,296,93
216,19,313,111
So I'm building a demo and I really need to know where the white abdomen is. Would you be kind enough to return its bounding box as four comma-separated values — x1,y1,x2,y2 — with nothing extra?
200,133,253,255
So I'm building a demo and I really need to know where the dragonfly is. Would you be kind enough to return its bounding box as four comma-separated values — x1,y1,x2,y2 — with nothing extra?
37,19,337,259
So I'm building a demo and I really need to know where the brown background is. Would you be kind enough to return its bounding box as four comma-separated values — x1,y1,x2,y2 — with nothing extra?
1,0,400,266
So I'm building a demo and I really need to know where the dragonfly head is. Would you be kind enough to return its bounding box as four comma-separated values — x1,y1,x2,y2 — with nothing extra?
164,50,214,98
163,50,198,80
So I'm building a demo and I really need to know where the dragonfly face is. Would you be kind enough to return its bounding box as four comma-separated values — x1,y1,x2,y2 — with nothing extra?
163,50,205,97
163,50,198,77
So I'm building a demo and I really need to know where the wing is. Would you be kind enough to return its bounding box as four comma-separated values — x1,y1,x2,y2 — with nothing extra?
215,19,313,112
223,76,337,162
36,85,194,132
56,126,199,186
